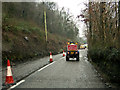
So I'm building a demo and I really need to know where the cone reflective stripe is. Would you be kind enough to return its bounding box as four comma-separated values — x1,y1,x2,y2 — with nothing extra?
49,52,53,62
50,53,52,58
5,60,14,84
63,50,65,56
7,66,12,76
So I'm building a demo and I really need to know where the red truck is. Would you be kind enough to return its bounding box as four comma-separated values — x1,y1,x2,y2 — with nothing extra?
66,42,79,61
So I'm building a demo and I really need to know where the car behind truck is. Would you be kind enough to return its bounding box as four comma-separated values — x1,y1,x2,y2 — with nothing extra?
66,42,79,61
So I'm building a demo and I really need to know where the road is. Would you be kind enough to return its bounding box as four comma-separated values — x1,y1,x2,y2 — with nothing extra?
8,49,107,88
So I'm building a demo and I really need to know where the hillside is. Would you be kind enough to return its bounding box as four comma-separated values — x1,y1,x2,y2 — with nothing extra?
2,17,68,65
2,2,80,65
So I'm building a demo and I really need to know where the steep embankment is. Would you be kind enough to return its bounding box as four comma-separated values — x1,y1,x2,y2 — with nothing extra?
2,18,68,65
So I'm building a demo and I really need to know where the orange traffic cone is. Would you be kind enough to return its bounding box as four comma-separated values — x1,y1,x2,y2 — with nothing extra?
5,59,14,85
63,50,65,57
49,52,53,63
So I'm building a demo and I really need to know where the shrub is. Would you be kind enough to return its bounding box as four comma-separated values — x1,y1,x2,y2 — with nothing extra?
89,47,120,84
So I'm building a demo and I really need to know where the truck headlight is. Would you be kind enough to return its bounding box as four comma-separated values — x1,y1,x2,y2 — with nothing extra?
67,52,70,54
75,52,78,54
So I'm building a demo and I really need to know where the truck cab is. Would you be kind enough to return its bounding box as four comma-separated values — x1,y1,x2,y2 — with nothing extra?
66,42,79,61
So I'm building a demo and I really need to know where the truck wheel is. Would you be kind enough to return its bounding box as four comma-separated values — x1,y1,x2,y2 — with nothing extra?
76,54,79,61
66,56,69,61
76,57,79,61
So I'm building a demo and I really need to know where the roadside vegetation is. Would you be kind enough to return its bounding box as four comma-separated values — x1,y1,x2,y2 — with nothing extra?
2,2,79,65
79,2,120,87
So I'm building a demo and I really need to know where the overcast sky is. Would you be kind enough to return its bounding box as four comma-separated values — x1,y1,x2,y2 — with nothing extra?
50,0,88,37
36,0,88,37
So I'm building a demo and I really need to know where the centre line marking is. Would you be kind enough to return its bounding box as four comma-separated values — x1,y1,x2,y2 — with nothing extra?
38,61,56,72
9,80,25,89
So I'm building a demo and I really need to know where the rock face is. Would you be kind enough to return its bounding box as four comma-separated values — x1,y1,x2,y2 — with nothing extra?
24,37,28,41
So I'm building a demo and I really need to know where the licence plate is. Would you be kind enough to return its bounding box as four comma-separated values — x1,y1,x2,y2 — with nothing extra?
71,52,74,54
69,58,76,60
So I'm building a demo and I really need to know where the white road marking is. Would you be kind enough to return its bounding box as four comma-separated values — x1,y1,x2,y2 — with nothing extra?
80,54,82,57
9,80,25,89
60,57,65,60
8,57,62,89
85,59,89,63
38,61,56,72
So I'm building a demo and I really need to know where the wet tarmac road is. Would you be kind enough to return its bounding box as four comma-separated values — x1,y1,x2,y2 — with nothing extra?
9,49,106,88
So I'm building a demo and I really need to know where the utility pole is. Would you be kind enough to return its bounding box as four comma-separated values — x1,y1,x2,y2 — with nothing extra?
44,10,48,42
